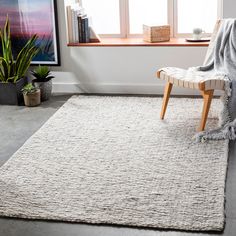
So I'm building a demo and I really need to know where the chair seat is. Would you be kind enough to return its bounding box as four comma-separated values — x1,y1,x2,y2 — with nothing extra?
157,67,226,90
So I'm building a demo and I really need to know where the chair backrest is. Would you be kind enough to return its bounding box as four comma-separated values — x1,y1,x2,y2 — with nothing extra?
203,19,223,65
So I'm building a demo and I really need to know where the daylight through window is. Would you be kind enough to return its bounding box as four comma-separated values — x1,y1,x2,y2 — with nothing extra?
81,0,222,38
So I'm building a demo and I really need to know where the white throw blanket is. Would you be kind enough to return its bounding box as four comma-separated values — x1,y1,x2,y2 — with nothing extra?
195,19,236,141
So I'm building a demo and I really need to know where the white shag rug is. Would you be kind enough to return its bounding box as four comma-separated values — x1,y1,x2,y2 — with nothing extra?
0,96,228,231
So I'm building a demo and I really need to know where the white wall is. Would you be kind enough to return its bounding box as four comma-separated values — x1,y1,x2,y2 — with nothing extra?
51,0,235,95
223,0,235,18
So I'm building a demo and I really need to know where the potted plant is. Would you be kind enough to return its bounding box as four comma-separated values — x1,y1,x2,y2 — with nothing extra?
0,16,39,105
32,65,54,101
21,83,40,107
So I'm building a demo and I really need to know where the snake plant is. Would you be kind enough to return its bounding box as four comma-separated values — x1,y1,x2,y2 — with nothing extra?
0,16,39,83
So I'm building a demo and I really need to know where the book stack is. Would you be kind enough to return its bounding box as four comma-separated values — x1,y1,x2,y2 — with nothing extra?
66,2,101,44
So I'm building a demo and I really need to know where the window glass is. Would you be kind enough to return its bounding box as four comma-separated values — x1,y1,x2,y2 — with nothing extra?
82,0,120,34
177,0,218,33
129,0,168,34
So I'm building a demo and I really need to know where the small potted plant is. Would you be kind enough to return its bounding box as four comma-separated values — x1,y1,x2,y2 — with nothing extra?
31,65,54,101
0,16,39,105
21,83,41,107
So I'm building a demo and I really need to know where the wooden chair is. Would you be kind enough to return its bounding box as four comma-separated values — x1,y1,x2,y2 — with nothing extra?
157,20,225,131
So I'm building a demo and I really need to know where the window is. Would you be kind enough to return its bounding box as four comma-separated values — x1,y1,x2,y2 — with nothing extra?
81,0,222,38
176,0,220,36
129,0,168,34
82,0,120,34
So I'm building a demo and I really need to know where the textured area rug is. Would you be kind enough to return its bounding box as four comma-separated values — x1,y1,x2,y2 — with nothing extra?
0,96,228,231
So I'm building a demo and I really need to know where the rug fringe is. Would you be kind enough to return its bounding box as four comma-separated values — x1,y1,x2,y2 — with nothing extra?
194,77,235,142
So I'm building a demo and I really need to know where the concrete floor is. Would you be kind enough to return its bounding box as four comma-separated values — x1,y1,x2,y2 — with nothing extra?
0,95,236,236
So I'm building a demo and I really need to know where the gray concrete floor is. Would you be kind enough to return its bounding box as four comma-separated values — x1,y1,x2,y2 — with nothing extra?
0,95,236,236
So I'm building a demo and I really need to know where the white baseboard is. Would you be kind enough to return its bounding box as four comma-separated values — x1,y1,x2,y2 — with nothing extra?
52,82,223,96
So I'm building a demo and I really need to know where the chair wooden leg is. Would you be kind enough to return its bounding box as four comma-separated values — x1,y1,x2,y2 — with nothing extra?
160,82,173,120
198,90,214,132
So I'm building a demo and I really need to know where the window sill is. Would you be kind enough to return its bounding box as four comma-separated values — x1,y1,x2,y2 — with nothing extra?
67,38,209,47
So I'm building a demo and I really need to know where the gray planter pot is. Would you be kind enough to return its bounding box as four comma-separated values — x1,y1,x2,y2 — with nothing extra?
0,77,26,105
33,79,52,102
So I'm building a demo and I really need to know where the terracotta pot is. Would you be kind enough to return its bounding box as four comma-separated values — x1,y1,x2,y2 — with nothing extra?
23,89,41,107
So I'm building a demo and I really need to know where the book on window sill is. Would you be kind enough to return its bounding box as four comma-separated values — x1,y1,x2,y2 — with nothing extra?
72,9,79,43
66,6,73,43
66,2,82,43
82,16,90,43
78,14,88,43
66,3,100,44
78,15,83,43
89,27,101,43
66,1,81,43
78,15,100,43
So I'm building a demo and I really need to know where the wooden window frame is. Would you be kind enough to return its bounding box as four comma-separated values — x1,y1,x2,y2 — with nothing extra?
173,0,223,38
93,0,222,38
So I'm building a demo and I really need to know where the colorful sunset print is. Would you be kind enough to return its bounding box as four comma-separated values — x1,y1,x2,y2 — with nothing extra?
0,0,59,65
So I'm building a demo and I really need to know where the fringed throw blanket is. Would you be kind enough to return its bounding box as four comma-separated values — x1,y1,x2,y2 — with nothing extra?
195,19,236,141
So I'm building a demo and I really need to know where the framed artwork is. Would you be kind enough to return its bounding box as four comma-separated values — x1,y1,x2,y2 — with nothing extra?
0,0,60,66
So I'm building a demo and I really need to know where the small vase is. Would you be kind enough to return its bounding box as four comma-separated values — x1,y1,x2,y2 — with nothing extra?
33,79,52,102
23,89,41,107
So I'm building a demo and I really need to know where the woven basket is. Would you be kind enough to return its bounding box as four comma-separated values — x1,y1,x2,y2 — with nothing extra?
143,25,170,43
